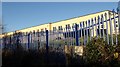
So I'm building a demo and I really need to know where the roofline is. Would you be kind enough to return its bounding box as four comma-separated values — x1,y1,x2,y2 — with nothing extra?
5,10,112,34
51,10,111,24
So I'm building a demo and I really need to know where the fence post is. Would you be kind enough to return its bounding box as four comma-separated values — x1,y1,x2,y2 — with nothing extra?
32,31,35,49
9,35,11,48
64,28,66,46
46,30,49,52
72,26,74,45
91,18,94,37
68,27,70,46
113,9,118,45
109,12,113,45
88,20,91,41
28,33,30,50
70,28,72,46
98,16,101,38
78,24,80,45
95,17,98,38
21,33,23,49
30,32,32,49
65,27,67,46
80,22,82,45
37,31,40,50
45,30,49,65
86,21,88,43
68,28,71,46
83,22,86,45
16,34,20,49
101,14,105,41
105,13,109,45
75,24,79,46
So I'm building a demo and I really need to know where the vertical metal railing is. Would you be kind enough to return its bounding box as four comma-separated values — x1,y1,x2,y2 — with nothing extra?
1,9,120,53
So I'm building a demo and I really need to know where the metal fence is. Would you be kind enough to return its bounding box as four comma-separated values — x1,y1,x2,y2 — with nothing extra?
0,9,120,54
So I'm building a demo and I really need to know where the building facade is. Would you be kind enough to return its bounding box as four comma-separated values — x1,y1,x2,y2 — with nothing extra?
1,10,119,38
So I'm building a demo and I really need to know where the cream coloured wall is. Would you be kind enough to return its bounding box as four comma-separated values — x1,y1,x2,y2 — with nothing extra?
51,10,113,37
51,10,118,37
16,23,50,33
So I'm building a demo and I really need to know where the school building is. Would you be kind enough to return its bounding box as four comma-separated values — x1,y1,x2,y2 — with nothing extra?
1,10,119,38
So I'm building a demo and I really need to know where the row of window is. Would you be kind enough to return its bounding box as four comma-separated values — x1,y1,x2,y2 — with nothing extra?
53,23,76,31
22,22,119,33
53,23,119,31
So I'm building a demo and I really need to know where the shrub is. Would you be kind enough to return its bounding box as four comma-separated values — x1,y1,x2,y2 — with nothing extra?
84,35,120,66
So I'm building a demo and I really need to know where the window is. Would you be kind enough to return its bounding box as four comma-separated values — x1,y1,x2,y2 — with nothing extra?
36,29,39,37
58,26,61,30
86,21,87,25
26,32,28,35
37,29,39,32
53,27,56,31
41,29,43,31
66,25,68,29
68,24,71,29
116,24,118,27
101,25,103,28
41,29,44,36
77,24,79,28
33,30,35,34
66,24,71,29
80,23,82,27
58,26,63,30
60,26,63,30
68,24,69,29
98,26,99,29
72,23,75,29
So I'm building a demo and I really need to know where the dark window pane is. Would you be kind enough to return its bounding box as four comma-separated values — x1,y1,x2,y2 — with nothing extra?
116,24,118,27
58,26,61,30
101,25,103,28
53,27,56,31
68,24,70,29
66,25,68,29
60,26,63,30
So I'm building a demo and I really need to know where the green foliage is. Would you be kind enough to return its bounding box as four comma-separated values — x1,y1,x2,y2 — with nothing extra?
84,34,120,66
49,40,64,45
85,38,105,63
79,37,84,45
